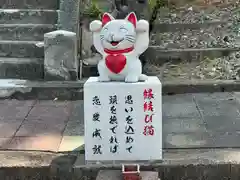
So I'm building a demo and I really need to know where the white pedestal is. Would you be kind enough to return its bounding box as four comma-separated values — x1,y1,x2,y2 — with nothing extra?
84,76,162,161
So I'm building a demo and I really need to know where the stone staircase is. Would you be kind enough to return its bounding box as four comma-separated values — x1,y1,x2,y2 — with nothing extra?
148,2,240,65
0,0,58,80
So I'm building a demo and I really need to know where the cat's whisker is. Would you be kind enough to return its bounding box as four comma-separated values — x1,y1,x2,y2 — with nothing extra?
125,36,135,40
126,38,135,42
126,35,134,38
126,38,135,41
126,38,135,43
126,37,135,41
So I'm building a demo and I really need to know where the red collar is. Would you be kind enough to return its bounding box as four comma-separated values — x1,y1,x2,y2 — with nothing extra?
104,46,134,54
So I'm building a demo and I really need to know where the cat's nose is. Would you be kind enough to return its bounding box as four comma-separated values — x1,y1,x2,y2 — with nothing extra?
112,34,122,41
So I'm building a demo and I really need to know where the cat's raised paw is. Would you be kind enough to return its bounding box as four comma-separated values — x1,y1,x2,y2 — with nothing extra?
136,20,149,32
89,20,102,32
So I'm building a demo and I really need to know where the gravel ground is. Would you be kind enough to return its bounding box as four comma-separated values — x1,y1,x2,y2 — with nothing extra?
147,0,240,80
151,24,240,48
161,52,240,81
151,1,240,49
157,1,239,24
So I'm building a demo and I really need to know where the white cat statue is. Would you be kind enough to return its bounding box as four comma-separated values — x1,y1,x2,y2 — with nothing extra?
89,12,149,83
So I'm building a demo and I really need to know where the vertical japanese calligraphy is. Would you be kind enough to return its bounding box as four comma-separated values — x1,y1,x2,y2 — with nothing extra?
143,89,155,136
92,95,102,154
125,95,134,153
109,95,119,153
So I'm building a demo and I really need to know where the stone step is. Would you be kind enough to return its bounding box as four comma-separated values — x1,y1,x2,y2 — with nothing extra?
156,2,239,25
152,21,228,33
0,9,58,24
0,24,56,41
0,57,43,80
1,149,240,180
151,23,239,48
0,40,43,58
0,78,239,100
0,0,59,9
146,47,240,65
0,78,85,100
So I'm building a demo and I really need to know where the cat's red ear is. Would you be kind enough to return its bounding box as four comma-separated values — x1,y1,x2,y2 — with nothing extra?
126,12,137,28
102,13,114,26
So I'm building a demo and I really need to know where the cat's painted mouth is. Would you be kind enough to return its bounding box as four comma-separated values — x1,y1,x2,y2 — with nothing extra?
110,41,121,46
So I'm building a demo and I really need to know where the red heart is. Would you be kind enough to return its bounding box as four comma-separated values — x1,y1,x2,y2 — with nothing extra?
105,54,126,74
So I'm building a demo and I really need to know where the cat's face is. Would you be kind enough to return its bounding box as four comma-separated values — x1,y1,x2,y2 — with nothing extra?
100,12,137,50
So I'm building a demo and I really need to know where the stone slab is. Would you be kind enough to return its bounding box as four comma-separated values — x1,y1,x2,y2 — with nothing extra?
203,115,240,132
0,149,237,180
96,170,158,180
7,136,62,151
0,102,32,120
1,79,240,100
26,105,70,122
63,118,84,136
163,102,200,118
58,0,80,33
164,131,212,149
0,99,36,106
6,80,85,100
162,93,195,104
0,119,23,137
151,21,228,33
0,138,12,149
0,24,56,41
0,57,44,80
15,118,67,137
0,10,58,24
44,30,78,81
163,116,206,134
194,92,234,101
58,136,84,152
0,151,76,180
195,97,240,117
207,131,240,148
148,46,240,65
73,149,240,180
35,100,70,107
0,41,44,58
0,0,59,9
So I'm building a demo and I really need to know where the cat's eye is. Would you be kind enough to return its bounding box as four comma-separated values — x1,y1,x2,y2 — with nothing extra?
120,28,127,33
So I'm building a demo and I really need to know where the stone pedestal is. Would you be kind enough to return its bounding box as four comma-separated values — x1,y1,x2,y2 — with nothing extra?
44,30,78,81
96,170,159,180
84,77,162,161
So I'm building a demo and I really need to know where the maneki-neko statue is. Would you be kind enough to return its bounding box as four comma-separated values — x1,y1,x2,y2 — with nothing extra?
89,12,149,83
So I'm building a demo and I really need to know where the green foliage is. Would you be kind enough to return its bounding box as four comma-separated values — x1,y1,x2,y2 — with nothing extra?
148,0,168,11
148,0,157,9
83,1,103,19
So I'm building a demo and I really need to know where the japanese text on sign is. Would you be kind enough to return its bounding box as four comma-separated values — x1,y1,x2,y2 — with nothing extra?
143,89,155,136
92,96,102,154
125,95,134,153
109,95,119,154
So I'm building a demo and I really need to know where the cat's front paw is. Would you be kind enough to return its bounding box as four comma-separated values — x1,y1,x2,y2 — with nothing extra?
125,75,139,83
136,20,149,32
98,76,111,82
89,20,102,32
